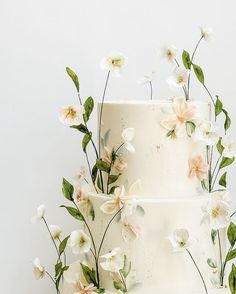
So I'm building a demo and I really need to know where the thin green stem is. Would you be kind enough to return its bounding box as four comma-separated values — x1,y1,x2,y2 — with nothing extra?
42,217,61,261
186,249,208,294
99,70,111,156
220,245,233,286
187,36,204,99
72,201,100,287
203,84,216,109
97,208,123,258
149,81,153,100
217,229,223,284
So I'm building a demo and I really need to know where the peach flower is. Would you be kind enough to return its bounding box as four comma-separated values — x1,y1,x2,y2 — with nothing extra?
114,158,128,172
74,281,97,294
188,155,208,181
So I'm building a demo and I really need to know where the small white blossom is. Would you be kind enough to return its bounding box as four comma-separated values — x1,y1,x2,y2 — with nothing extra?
201,197,230,229
100,52,127,77
49,225,62,240
122,128,135,152
73,166,87,188
200,27,214,42
169,229,194,252
33,258,45,280
161,45,177,63
137,71,157,84
68,230,91,255
194,120,219,146
59,106,85,126
221,136,236,158
31,204,46,223
100,248,123,272
167,68,189,88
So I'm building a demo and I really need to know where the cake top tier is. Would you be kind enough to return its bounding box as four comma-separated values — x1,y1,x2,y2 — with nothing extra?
99,99,211,198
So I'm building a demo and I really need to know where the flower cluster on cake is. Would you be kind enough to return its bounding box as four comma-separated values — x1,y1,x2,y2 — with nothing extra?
33,28,236,294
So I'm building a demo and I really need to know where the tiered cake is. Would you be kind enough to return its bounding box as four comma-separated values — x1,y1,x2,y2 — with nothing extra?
86,100,218,293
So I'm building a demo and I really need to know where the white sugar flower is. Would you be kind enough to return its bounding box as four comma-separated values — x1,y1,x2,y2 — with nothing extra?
200,27,214,42
59,105,85,126
100,180,141,219
161,45,177,63
137,71,157,84
49,225,62,240
122,128,135,152
122,222,141,243
167,68,189,88
100,248,123,272
33,258,45,280
161,97,196,138
100,52,127,77
169,229,194,252
31,204,46,223
68,230,91,254
201,198,230,229
211,190,231,204
194,120,219,146
221,136,236,158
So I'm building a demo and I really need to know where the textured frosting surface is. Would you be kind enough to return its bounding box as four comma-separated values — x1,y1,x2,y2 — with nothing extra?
85,194,218,294
99,100,211,198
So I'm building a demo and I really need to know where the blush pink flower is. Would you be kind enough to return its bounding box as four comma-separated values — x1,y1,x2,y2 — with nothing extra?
74,281,97,294
161,97,196,137
103,146,113,165
114,158,128,172
188,155,208,181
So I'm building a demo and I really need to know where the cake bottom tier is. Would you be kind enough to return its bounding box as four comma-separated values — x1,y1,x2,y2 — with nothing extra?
62,195,224,293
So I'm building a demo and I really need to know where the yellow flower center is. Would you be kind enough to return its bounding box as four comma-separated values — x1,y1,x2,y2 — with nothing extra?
79,236,86,247
179,241,186,247
177,75,184,84
66,107,77,119
211,207,220,218
177,116,186,124
111,58,123,67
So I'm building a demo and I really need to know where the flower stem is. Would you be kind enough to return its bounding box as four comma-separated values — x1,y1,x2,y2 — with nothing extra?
220,245,232,286
217,229,223,284
42,217,61,262
119,271,128,292
97,208,123,258
187,36,204,99
99,70,111,157
149,81,153,100
186,248,208,294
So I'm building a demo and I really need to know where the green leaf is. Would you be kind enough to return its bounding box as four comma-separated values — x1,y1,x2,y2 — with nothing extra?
83,96,94,123
92,165,98,184
227,249,236,262
109,185,119,195
186,121,196,137
70,124,88,134
229,264,236,294
201,179,208,191
108,174,121,185
62,178,74,201
89,201,95,221
219,172,227,188
120,255,131,278
96,289,105,294
66,67,80,93
182,50,191,69
216,137,224,155
59,236,69,256
80,263,97,286
228,222,236,247
215,96,223,117
166,129,176,139
207,258,217,269
193,64,205,84
222,109,231,133
82,132,92,152
55,262,62,277
96,174,102,191
113,281,126,292
211,229,217,245
96,159,110,173
60,205,84,221
220,157,235,169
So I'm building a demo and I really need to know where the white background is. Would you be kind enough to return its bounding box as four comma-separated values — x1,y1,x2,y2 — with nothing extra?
0,0,236,293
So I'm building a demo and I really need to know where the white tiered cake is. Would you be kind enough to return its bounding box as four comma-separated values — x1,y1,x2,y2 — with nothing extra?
87,100,218,293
